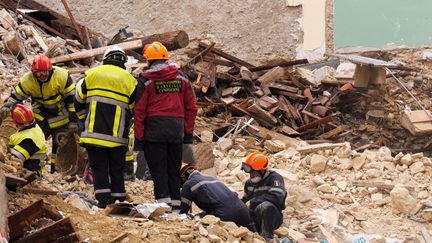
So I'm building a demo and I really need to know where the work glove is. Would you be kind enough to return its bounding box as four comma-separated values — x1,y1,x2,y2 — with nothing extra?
183,133,193,144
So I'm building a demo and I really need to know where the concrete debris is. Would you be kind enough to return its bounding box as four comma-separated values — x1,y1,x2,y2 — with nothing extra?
390,185,417,214
310,154,327,173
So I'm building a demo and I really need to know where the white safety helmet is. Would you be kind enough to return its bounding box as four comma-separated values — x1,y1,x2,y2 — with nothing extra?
103,45,127,63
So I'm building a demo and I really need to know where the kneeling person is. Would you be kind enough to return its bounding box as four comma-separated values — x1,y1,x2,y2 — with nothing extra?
241,152,287,241
9,104,47,176
180,163,256,231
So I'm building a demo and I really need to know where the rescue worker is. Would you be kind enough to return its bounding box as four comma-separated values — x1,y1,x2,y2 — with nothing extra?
9,104,47,176
179,163,256,231
74,46,137,208
134,41,198,211
2,54,76,173
135,144,195,181
241,152,287,241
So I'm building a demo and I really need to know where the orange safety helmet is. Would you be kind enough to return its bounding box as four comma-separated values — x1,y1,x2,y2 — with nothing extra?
180,162,195,183
243,151,268,172
31,54,52,72
143,41,169,61
11,104,34,126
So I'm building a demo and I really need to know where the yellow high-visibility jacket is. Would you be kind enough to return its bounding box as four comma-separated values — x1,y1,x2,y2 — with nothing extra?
11,67,76,129
9,123,47,162
75,64,137,148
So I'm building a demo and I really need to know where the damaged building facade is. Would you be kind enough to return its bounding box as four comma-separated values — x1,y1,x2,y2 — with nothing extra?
35,0,334,63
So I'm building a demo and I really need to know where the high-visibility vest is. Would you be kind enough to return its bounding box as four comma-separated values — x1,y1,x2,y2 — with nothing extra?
13,67,75,129
9,123,47,162
76,64,137,148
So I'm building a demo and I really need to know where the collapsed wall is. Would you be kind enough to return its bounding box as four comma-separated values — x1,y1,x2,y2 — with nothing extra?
34,0,333,64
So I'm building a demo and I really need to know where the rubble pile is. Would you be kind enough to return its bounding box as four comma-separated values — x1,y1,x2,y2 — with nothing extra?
1,3,432,243
208,139,432,241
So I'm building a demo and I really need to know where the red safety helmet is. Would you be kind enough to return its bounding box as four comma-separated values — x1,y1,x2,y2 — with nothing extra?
31,54,52,82
242,151,268,172
31,54,52,72
11,104,34,126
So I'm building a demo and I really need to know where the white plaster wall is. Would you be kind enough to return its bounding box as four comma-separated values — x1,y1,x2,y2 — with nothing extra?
35,0,332,64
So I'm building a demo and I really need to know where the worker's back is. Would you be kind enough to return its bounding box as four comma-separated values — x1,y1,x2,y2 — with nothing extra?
182,171,255,229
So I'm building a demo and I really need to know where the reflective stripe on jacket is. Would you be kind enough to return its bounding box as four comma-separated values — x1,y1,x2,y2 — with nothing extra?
241,170,287,211
9,122,47,162
75,64,137,148
12,67,75,128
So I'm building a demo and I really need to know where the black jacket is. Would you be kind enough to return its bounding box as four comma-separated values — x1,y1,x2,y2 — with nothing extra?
241,170,287,211
180,172,254,228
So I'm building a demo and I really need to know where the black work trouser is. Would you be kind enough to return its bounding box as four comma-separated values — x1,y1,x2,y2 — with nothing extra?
144,141,182,209
251,201,283,240
86,145,127,207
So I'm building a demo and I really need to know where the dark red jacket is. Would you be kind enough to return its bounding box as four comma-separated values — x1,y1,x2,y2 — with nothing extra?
134,63,197,143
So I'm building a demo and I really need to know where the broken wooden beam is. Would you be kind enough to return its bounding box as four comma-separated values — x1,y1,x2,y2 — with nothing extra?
301,110,338,128
131,30,189,52
61,0,84,44
0,171,8,240
8,199,63,241
249,59,308,72
199,42,255,69
247,103,278,126
320,125,349,139
186,42,215,66
0,0,70,40
296,115,333,132
51,40,143,63
5,173,27,189
52,30,189,64
229,104,274,128
14,217,77,243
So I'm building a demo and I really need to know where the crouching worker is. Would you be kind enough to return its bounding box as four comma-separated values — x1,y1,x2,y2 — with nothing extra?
9,104,47,176
179,163,256,231
241,152,287,241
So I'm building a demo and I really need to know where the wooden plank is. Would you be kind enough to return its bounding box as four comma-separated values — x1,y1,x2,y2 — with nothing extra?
400,110,432,136
228,104,274,128
0,171,8,240
8,199,44,240
286,71,306,89
199,42,255,69
296,142,346,153
249,59,308,72
110,232,130,243
61,0,84,44
14,217,76,243
0,0,70,40
268,83,299,94
320,125,349,139
246,103,278,126
301,110,338,128
296,115,333,132
186,42,215,65
5,173,27,189
51,40,143,63
272,89,307,100
257,66,285,87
